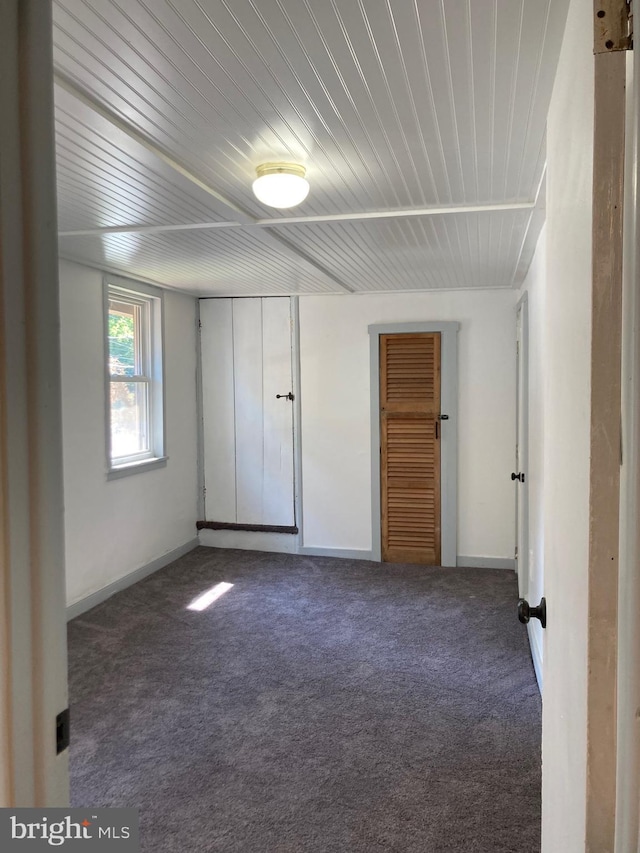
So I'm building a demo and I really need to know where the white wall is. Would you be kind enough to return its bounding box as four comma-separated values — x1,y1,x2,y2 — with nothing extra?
299,289,517,560
541,0,593,847
518,225,547,683
59,259,199,607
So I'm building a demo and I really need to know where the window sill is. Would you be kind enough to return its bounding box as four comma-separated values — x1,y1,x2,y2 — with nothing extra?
107,456,168,480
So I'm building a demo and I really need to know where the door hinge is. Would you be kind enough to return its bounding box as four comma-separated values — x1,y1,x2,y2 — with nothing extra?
515,546,519,560
594,1,633,54
56,708,70,754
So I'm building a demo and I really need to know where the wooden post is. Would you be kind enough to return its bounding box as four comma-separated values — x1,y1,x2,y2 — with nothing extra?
586,2,629,848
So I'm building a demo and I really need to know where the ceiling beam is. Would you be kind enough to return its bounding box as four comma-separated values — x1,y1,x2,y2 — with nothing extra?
257,201,535,227
59,221,243,238
59,200,536,237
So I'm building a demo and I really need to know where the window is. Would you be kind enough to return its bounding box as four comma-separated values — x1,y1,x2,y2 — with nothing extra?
105,279,165,477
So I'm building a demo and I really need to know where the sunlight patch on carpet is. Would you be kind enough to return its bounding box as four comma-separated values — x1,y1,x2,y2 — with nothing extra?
187,582,234,611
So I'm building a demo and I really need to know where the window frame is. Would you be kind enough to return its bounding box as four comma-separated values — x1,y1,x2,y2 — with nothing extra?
103,276,167,479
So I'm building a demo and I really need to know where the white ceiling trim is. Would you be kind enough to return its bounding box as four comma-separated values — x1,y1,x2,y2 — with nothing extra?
58,200,536,237
257,202,536,226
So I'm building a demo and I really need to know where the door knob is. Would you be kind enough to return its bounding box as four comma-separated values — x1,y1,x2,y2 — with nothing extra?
276,392,294,401
511,472,525,482
518,597,546,629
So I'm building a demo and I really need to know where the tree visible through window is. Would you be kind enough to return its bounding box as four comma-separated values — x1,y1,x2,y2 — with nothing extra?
106,282,164,472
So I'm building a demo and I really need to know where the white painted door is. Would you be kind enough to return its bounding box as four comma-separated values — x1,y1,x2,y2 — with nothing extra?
200,297,295,527
515,300,529,597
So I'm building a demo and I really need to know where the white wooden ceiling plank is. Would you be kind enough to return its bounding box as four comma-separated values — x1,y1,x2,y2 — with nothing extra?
248,0,398,210
382,0,456,205
511,0,568,199
272,223,367,290
54,156,190,229
55,118,231,224
345,219,419,290
271,218,472,292
501,0,551,200
55,147,206,227
378,0,472,205
416,218,458,291
379,218,437,289
55,172,153,223
505,213,531,286
322,0,428,207
467,0,498,203
54,87,245,221
59,229,340,295
434,0,478,203
513,176,545,286
53,50,268,216
343,217,433,289
55,169,178,229
97,0,309,178
289,221,391,291
450,215,475,289
336,0,437,206
490,0,525,200
412,0,465,202
474,212,493,286
205,0,388,212
53,8,210,134
155,225,342,293
96,0,371,217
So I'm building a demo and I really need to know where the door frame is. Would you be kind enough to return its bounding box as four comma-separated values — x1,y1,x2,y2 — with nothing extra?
515,292,530,598
0,0,69,806
369,322,459,567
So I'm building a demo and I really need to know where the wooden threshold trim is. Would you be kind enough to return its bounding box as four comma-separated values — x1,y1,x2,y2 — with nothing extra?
196,521,299,534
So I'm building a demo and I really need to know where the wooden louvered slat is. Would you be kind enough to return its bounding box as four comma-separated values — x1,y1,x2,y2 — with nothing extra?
380,333,441,565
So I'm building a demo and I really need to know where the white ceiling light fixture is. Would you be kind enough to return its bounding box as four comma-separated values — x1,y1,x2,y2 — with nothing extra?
252,163,310,209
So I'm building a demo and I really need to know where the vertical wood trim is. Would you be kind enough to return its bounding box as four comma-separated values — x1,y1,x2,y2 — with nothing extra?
615,51,640,853
586,48,626,853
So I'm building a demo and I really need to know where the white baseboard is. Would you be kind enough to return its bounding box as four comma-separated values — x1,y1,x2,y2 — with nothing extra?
198,528,299,553
527,622,544,694
298,546,375,561
66,538,199,621
456,556,516,570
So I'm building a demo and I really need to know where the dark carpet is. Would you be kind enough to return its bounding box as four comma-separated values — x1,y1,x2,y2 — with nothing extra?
68,547,541,853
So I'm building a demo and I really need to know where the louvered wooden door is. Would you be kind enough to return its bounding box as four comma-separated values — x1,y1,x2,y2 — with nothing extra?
380,333,441,564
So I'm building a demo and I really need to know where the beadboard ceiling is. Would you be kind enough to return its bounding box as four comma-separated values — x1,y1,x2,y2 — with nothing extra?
53,0,569,296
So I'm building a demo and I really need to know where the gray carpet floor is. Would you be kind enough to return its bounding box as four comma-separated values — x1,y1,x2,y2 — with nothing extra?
68,547,541,853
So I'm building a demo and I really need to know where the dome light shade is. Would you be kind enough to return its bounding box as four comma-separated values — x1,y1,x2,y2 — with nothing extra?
252,163,309,209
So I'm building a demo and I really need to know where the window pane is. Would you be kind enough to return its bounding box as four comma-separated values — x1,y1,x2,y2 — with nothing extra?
110,382,150,459
108,299,140,377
